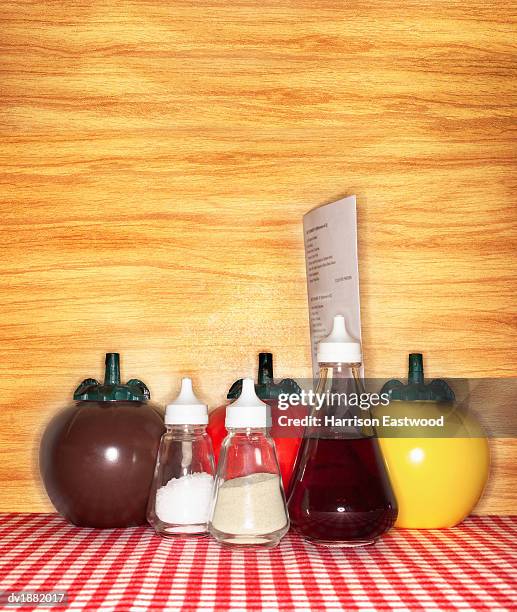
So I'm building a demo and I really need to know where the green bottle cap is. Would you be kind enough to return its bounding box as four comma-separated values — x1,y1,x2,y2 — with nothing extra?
227,353,301,400
73,353,151,402
380,353,455,402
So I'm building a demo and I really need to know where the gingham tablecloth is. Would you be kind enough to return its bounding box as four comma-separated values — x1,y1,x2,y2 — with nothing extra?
0,514,515,611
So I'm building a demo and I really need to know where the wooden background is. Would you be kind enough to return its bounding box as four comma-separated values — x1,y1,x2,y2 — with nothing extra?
0,1,515,514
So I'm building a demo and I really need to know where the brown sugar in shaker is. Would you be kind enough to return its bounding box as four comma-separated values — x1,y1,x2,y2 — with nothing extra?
40,353,164,528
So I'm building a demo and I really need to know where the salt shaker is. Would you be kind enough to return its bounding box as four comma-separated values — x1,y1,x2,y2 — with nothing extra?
147,378,215,536
208,378,289,547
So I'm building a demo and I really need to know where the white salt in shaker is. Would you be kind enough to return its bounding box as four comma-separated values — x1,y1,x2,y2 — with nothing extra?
147,378,215,536
208,378,289,547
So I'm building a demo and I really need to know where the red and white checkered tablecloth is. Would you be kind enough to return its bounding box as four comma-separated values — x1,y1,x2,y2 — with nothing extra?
0,514,515,611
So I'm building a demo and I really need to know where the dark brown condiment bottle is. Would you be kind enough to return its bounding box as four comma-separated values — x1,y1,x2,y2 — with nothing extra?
40,353,164,528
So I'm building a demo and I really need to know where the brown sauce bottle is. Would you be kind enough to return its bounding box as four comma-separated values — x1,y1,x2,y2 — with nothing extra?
40,353,164,528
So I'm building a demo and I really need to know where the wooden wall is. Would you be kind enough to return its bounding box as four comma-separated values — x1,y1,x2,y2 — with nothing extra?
0,1,515,513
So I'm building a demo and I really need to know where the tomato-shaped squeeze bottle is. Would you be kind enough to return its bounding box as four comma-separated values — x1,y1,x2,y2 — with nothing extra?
40,353,164,528
376,354,490,528
288,315,398,547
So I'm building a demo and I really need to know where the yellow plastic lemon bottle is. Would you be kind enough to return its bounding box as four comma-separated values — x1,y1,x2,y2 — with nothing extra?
375,354,490,529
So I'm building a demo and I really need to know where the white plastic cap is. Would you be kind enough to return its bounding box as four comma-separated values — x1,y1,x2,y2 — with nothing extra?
317,314,362,364
225,377,272,429
165,378,208,425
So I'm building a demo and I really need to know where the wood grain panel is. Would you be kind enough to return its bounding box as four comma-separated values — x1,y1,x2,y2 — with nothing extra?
0,0,515,513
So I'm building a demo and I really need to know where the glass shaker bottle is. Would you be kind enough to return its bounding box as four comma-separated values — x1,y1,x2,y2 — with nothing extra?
147,378,215,536
208,378,289,547
288,315,398,547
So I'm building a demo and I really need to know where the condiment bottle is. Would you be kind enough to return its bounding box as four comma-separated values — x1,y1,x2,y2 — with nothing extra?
288,315,397,547
147,378,215,536
40,353,164,528
208,378,289,547
376,354,489,528
208,353,303,491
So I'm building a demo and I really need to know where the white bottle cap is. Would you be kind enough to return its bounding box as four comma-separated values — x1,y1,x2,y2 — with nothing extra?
225,377,272,429
317,314,362,364
165,378,208,425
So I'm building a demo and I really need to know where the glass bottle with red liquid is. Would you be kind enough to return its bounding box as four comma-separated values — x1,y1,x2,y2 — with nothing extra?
288,315,397,547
